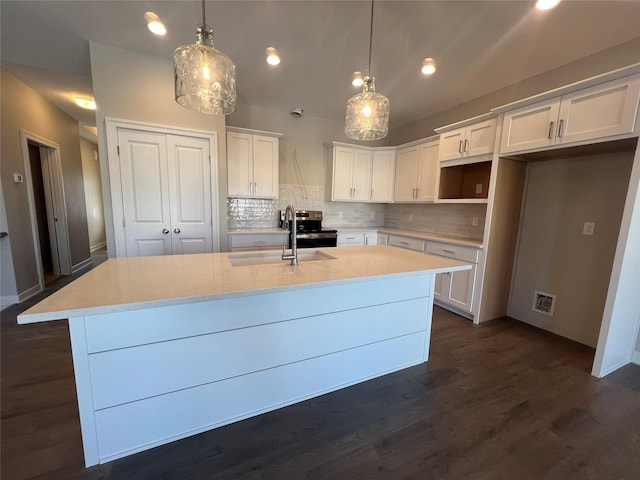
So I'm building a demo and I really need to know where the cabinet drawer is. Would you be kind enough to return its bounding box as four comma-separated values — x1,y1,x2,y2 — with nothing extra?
388,235,425,252
427,242,479,263
337,232,365,246
229,233,288,250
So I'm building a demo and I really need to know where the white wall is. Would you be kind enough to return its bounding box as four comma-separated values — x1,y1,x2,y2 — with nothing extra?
80,137,105,251
0,181,18,308
509,151,633,347
89,42,228,251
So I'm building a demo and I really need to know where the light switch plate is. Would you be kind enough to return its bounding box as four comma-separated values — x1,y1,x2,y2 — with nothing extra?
475,183,482,194
13,173,24,183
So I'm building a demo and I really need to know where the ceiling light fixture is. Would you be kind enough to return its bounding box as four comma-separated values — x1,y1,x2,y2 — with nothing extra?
535,0,562,11
173,0,236,115
266,47,280,66
421,57,436,75
344,0,389,141
144,12,166,36
74,97,96,110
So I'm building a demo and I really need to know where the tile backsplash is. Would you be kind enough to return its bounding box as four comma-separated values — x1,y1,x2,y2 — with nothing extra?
228,184,485,240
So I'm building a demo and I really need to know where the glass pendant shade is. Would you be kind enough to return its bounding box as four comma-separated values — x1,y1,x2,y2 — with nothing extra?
174,24,236,115
345,78,389,140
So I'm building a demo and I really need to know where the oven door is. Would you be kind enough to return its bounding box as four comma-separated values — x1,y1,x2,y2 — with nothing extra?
295,232,338,248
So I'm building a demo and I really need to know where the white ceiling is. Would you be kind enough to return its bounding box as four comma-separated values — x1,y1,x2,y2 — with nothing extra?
2,1,640,132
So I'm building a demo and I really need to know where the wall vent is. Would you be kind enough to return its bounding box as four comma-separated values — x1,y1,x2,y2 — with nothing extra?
532,291,556,316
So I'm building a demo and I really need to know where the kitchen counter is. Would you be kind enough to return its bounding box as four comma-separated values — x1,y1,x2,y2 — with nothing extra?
18,246,470,467
18,246,469,324
328,226,484,248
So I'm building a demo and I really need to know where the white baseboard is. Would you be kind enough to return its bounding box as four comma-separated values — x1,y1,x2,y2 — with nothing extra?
18,283,42,303
72,257,94,274
632,351,640,366
90,241,107,252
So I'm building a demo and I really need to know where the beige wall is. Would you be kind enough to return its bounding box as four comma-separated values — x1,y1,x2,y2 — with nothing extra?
0,68,90,296
508,151,634,347
389,38,640,145
80,137,105,250
89,42,228,252
0,181,18,307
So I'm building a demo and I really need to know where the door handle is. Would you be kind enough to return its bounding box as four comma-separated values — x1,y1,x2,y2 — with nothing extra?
162,228,170,234
173,228,181,234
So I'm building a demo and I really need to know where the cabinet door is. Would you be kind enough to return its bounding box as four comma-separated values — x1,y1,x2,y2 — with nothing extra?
500,99,560,154
364,232,377,246
557,76,640,146
439,127,465,161
351,150,372,201
446,264,476,313
394,146,420,201
433,273,447,301
167,135,213,255
416,141,438,202
466,118,496,157
118,129,172,257
377,233,388,246
370,150,395,202
252,135,279,198
332,147,355,201
226,132,253,197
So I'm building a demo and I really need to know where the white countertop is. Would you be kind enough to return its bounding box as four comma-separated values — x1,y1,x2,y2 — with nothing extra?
228,226,483,248
18,246,471,324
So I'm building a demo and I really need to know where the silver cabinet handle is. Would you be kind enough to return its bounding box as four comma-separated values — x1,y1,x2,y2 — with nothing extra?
416,188,420,198
464,139,469,153
557,119,564,137
162,228,170,234
548,121,555,139
254,182,257,193
458,140,463,153
443,249,456,254
173,228,181,234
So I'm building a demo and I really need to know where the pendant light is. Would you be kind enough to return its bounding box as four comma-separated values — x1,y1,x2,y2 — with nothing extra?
173,0,236,115
345,0,389,140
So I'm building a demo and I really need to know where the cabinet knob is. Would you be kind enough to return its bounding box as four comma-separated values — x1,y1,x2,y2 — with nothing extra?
173,228,181,234
162,228,170,234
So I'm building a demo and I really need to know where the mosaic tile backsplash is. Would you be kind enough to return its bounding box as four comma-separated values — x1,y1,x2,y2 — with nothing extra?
227,184,485,241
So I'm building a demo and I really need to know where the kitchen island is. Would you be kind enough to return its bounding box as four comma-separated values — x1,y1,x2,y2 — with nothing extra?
18,246,470,467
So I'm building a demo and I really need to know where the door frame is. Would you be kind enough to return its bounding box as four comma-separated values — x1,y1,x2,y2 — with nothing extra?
105,117,219,257
20,130,72,289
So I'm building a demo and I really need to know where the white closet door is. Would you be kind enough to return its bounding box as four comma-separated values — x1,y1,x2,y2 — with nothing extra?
167,136,212,255
118,129,172,257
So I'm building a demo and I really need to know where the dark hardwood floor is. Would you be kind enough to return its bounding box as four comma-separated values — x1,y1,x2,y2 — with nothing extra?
2,262,639,479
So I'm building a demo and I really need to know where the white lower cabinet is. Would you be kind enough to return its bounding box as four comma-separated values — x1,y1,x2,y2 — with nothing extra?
337,232,365,247
364,232,377,246
377,233,388,246
388,235,425,252
427,242,479,314
228,233,289,252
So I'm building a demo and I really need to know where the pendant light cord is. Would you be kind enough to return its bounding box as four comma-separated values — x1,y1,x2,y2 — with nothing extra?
367,0,374,77
201,0,206,26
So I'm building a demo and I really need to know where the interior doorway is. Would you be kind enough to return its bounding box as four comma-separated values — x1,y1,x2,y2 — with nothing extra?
21,131,72,290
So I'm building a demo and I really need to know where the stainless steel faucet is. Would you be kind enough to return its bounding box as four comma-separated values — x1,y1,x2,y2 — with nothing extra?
281,205,298,265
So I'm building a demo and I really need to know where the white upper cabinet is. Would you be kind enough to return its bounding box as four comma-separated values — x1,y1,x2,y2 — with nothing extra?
370,150,396,202
438,117,497,162
227,128,280,198
394,139,438,202
499,75,640,154
327,144,395,202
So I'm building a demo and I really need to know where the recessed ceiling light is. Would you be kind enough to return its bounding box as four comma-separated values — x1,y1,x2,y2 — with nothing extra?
421,58,436,75
144,12,167,36
266,47,280,66
535,0,561,11
74,97,96,110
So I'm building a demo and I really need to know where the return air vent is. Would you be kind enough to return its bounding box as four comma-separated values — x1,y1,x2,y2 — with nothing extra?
533,291,556,316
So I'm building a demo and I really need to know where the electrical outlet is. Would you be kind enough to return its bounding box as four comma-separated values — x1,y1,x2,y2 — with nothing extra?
339,211,343,218
408,214,414,222
583,222,595,235
472,217,479,227
475,183,483,194
13,173,24,183
370,211,375,219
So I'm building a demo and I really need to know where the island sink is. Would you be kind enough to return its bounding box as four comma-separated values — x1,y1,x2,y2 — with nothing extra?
228,249,336,266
